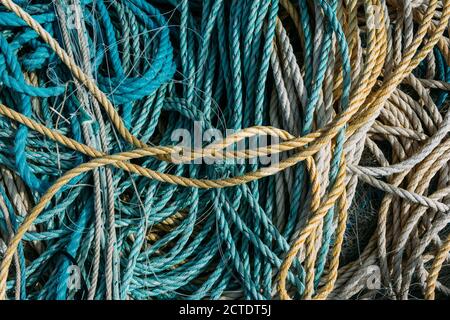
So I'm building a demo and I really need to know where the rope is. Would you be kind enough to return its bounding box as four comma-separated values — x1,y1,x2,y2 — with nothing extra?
0,0,449,300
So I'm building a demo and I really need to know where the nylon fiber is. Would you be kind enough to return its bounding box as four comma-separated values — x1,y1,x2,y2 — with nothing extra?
0,0,449,300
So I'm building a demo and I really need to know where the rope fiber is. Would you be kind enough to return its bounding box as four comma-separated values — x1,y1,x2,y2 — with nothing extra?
0,0,450,300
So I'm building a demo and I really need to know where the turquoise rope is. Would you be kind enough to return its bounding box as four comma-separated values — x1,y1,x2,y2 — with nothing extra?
0,0,446,301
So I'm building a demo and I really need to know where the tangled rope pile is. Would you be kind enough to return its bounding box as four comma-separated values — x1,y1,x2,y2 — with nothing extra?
0,0,450,300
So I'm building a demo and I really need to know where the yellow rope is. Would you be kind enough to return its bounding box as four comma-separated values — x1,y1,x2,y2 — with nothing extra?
0,0,449,300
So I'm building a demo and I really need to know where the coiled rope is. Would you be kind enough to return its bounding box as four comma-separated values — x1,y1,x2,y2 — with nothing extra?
0,0,450,300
